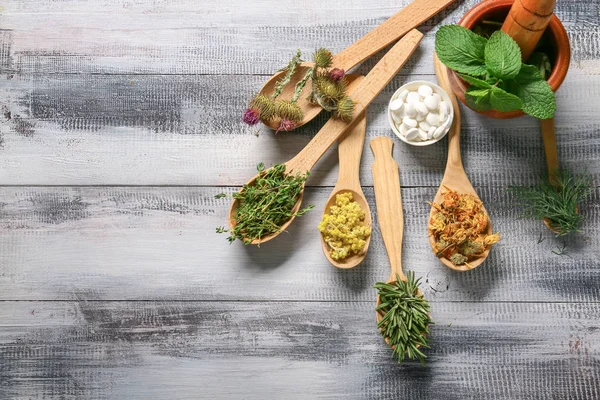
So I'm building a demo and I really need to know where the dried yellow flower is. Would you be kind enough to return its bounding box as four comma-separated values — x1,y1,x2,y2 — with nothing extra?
318,192,371,261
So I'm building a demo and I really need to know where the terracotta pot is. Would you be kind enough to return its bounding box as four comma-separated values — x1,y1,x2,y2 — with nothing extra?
448,0,571,119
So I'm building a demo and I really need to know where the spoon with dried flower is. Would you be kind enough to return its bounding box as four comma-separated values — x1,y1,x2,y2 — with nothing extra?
428,53,499,271
319,90,372,269
371,137,432,364
228,31,423,245
245,0,456,132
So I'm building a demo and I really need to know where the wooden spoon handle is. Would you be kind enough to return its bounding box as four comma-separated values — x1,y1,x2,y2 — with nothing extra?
433,53,463,172
501,0,556,61
336,111,367,192
370,137,405,282
540,117,559,182
287,30,423,174
332,0,456,71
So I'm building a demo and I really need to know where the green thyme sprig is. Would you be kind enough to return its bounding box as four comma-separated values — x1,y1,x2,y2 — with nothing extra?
509,169,593,235
374,271,432,365
217,163,314,244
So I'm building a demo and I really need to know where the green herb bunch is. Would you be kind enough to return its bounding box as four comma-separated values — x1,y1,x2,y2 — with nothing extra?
374,271,432,365
435,25,556,119
217,163,314,244
243,48,354,133
509,170,593,235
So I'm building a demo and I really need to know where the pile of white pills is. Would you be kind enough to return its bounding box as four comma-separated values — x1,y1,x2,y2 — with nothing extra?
389,83,453,143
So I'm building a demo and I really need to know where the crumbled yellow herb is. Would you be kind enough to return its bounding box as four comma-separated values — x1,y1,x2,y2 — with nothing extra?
318,192,371,260
428,187,500,266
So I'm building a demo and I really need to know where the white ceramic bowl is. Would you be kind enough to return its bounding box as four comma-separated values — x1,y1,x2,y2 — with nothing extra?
388,80,454,146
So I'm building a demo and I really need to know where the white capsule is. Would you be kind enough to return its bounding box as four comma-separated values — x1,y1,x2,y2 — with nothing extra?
424,95,439,111
389,99,403,112
433,125,446,139
416,113,425,122
415,102,429,116
426,112,440,127
439,107,448,122
418,85,433,98
402,116,418,129
419,121,431,131
418,129,429,141
406,91,421,104
427,126,436,139
405,128,419,141
399,124,408,136
404,103,417,118
440,101,451,115
398,89,410,101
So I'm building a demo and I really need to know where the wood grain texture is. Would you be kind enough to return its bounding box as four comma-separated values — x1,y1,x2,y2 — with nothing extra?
0,186,598,302
1,301,599,399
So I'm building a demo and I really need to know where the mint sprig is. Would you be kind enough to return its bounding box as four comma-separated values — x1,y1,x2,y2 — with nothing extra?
435,24,556,119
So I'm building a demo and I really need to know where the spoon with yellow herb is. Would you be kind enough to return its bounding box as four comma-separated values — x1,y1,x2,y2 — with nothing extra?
319,106,372,269
246,0,456,131
428,54,499,271
371,137,432,364
228,31,423,245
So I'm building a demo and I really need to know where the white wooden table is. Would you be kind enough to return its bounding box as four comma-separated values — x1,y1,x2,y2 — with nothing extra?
1,0,599,398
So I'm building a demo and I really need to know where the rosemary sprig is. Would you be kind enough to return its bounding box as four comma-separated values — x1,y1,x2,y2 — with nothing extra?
271,49,303,100
218,163,314,244
374,271,433,365
509,169,593,236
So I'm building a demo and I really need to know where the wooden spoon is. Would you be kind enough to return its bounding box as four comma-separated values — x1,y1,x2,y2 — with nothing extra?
370,137,426,344
259,0,457,130
320,108,371,269
429,53,493,271
229,30,423,245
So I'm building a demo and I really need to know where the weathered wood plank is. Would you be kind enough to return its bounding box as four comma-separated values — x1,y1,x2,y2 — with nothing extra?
1,70,599,186
0,300,599,399
0,186,598,302
0,0,598,75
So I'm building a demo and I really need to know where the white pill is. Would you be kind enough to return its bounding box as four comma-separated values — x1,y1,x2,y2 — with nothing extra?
399,124,408,136
439,107,448,122
406,91,421,104
416,113,425,122
424,95,439,111
440,101,451,115
389,99,403,112
405,128,419,141
398,89,409,101
418,129,429,141
427,126,436,139
419,121,431,131
403,116,418,129
404,103,417,118
391,111,403,124
426,112,440,126
433,125,446,139
415,102,428,116
418,85,433,98
433,93,442,103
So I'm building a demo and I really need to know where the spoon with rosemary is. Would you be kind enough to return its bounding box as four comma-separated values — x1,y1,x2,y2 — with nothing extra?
371,137,432,364
428,53,495,271
320,98,372,269
258,0,456,130
228,31,423,245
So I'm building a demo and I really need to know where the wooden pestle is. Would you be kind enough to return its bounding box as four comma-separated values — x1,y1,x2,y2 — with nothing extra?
501,0,556,61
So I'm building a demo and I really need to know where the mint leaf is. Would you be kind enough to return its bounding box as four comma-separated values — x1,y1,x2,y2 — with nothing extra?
506,64,556,119
485,30,522,79
459,73,493,89
489,86,522,112
465,87,493,111
435,25,487,76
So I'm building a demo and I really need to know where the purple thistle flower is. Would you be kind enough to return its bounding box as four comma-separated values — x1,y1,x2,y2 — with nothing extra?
329,68,345,82
275,119,296,134
242,108,260,125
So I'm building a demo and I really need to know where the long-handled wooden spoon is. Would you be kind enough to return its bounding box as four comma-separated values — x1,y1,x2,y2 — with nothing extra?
260,0,457,130
429,53,493,271
229,30,423,245
370,137,426,344
320,107,371,269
